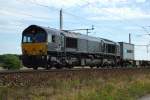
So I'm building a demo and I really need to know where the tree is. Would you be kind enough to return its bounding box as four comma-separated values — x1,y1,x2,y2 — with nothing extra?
0,54,22,70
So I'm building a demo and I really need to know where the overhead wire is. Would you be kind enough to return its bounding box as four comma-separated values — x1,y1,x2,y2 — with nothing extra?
75,1,150,36
10,0,150,38
12,0,150,34
23,0,94,27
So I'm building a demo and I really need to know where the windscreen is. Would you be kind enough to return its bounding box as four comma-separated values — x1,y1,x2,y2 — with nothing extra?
22,26,46,43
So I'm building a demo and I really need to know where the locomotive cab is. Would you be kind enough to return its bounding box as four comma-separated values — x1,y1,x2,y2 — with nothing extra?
22,25,48,68
22,25,47,55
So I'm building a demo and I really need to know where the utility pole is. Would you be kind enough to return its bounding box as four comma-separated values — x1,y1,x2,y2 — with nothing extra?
129,33,131,44
60,8,63,30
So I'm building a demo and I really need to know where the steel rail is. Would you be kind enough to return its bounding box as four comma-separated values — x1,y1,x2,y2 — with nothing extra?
0,67,149,74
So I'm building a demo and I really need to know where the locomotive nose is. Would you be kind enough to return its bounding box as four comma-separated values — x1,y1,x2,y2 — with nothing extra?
22,43,47,55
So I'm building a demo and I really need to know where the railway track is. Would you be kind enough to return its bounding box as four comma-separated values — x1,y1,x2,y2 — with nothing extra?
0,67,150,87
0,67,150,74
0,67,149,74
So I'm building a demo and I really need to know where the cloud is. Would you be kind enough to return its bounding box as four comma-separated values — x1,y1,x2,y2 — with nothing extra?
136,0,146,3
0,6,57,32
5,0,148,21
86,6,150,21
0,7,52,21
31,0,86,8
27,0,130,9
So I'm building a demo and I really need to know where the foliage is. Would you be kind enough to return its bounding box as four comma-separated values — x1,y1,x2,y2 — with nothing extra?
0,54,22,70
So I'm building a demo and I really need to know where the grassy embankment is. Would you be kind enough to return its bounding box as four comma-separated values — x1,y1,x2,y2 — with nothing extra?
0,69,150,100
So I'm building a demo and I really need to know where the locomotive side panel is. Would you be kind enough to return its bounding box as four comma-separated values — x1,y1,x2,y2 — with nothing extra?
78,39,87,53
65,37,78,52
88,40,101,53
47,31,62,52
116,44,120,57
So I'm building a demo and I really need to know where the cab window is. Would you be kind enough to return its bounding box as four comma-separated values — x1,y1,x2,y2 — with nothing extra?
23,34,33,43
48,34,52,43
34,33,46,42
47,35,56,43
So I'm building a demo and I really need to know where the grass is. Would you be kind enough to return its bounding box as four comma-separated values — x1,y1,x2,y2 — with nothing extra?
0,71,150,100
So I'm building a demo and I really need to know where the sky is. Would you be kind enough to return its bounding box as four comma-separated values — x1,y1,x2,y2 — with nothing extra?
0,0,150,60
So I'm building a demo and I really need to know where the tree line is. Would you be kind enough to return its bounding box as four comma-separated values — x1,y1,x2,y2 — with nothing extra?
0,54,22,70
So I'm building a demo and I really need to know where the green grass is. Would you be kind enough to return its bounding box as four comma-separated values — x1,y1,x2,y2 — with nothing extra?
0,72,150,100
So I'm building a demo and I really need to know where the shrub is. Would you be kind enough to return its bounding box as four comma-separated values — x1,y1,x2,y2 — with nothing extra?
0,54,22,70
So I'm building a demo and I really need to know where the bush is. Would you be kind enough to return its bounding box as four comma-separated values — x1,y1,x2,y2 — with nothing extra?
0,54,22,70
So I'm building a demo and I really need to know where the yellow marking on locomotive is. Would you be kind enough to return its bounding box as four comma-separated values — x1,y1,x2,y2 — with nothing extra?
22,43,47,55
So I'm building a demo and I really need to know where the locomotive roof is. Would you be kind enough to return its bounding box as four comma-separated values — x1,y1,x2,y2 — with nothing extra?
25,25,118,45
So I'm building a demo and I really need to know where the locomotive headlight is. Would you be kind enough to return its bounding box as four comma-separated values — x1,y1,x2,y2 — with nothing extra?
23,49,27,54
39,50,45,55
39,50,42,53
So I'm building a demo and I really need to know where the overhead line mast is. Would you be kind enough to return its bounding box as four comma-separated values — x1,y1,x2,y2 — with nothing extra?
129,33,131,44
60,8,63,30
59,9,94,35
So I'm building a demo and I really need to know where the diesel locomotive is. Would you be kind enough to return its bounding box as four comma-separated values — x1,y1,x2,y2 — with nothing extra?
22,25,134,69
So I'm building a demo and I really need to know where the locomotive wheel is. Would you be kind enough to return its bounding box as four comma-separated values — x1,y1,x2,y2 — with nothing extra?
33,66,38,70
67,65,73,69
55,65,62,69
96,65,100,68
90,66,94,69
101,65,104,68
46,65,51,70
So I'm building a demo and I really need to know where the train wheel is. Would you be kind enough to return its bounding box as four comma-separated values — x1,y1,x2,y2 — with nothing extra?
67,65,73,69
33,66,38,70
46,65,51,70
96,65,100,68
90,66,94,69
55,65,62,69
101,65,104,68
